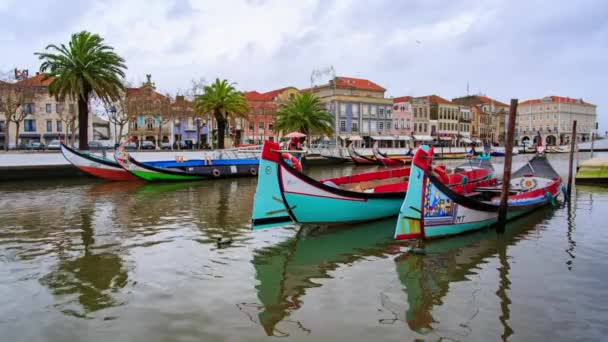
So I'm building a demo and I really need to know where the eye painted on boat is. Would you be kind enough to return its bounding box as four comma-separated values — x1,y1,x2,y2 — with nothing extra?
265,166,272,175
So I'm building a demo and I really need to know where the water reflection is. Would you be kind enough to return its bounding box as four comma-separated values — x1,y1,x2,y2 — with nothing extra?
251,221,399,336
394,207,555,338
39,206,128,318
251,206,555,338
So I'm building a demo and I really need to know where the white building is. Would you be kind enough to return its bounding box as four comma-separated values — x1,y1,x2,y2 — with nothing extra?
517,96,597,146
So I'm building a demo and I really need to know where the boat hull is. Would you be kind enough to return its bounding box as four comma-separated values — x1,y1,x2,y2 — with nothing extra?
117,152,258,182
61,143,137,181
279,163,403,223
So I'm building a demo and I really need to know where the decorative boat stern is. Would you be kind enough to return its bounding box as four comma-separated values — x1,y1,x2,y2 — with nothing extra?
394,146,433,240
251,141,293,230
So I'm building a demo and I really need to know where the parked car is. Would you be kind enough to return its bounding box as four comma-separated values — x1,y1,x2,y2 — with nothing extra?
141,141,156,150
124,142,138,150
161,142,172,150
18,141,45,150
47,140,61,150
87,140,108,150
172,141,187,150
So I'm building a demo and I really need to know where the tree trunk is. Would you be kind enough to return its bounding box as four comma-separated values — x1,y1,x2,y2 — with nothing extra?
78,93,90,150
196,121,200,149
157,122,162,150
14,122,20,149
216,112,226,149
4,122,9,151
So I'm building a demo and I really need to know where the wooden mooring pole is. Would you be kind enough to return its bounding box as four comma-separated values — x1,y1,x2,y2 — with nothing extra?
497,99,518,232
567,120,577,197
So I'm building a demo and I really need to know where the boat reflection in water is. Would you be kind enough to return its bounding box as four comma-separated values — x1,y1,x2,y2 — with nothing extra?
250,205,556,337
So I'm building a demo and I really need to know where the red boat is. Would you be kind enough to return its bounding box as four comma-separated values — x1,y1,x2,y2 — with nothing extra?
347,144,379,165
372,142,412,166
61,143,138,181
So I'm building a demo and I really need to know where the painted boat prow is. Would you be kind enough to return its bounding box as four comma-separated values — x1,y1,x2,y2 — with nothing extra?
251,141,294,230
394,145,432,240
61,143,137,181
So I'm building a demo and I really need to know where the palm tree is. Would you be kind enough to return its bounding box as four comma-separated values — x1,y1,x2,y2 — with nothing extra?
192,79,249,149
36,31,127,150
275,92,333,142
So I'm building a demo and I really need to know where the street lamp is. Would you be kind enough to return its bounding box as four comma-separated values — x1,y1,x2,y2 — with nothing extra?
109,105,117,148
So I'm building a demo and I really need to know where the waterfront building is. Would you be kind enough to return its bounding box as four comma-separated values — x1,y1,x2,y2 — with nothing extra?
391,96,414,145
410,97,432,146
125,76,172,148
453,95,510,145
311,76,393,147
517,96,596,145
169,95,201,147
0,73,87,148
458,106,472,146
243,87,300,145
423,95,460,146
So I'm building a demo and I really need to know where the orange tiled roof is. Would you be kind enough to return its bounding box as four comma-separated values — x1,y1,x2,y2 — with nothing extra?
245,87,299,102
393,96,412,103
126,87,168,100
334,76,385,91
15,73,54,87
420,95,454,105
477,96,509,107
520,96,595,107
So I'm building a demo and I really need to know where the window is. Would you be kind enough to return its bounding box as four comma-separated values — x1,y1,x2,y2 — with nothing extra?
400,119,404,129
340,103,346,115
352,122,359,132
378,121,384,131
352,104,359,117
414,108,418,118
370,105,377,117
413,123,416,132
268,123,273,132
69,104,75,113
24,119,36,132
56,103,63,113
378,108,384,118
362,104,369,116
340,120,346,132
45,104,51,113
23,103,34,114
249,122,254,131
145,118,155,130
0,120,4,132
56,120,62,132
258,122,265,133
46,120,52,132
394,120,398,130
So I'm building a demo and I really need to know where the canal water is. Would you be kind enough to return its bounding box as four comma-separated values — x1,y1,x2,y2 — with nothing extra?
1,153,607,341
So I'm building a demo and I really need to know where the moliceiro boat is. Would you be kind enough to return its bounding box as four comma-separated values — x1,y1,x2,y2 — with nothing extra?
251,141,495,229
394,145,562,240
115,149,259,182
347,144,379,165
61,142,138,181
372,142,411,166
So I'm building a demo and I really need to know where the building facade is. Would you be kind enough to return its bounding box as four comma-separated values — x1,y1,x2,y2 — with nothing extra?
243,87,300,145
410,97,432,145
125,76,172,148
517,96,596,146
311,76,393,147
453,95,510,145
391,96,413,137
425,95,461,146
0,73,88,148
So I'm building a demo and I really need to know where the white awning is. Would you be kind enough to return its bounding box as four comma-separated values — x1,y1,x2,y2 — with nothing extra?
439,137,452,141
348,135,363,141
397,135,411,140
474,138,483,143
371,136,396,140
413,135,433,141
461,138,472,143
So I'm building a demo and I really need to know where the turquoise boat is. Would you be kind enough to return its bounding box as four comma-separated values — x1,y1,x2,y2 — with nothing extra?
251,141,495,229
395,145,563,240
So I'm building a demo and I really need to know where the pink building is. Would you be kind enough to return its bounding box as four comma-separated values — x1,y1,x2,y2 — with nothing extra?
391,96,414,137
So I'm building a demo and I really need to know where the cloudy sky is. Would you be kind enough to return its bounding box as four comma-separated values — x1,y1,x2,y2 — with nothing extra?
1,0,606,131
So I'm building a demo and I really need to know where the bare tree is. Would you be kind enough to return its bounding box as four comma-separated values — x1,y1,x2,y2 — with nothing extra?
0,80,35,150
